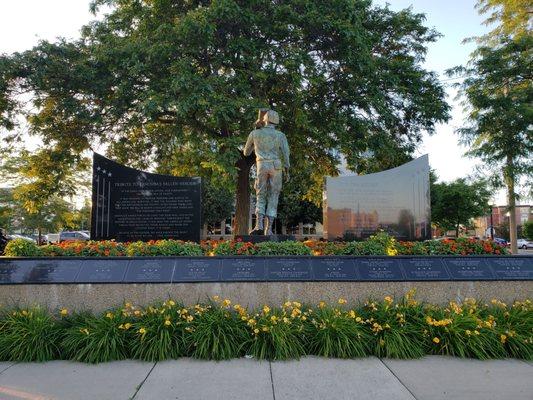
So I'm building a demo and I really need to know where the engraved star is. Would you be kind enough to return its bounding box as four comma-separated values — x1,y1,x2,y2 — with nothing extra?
102,169,107,174
97,166,101,171
108,172,112,177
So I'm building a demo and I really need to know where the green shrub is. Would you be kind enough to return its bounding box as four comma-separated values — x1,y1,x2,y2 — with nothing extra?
0,307,62,361
243,302,307,360
126,240,203,256
4,238,42,257
305,302,370,358
61,308,131,363
210,240,258,255
186,301,248,360
396,241,429,255
129,300,187,361
255,241,311,255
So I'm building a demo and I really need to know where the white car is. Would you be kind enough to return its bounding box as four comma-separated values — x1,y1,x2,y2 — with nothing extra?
517,239,533,249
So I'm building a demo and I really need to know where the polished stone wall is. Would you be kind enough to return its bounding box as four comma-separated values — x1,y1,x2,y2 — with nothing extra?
324,155,431,241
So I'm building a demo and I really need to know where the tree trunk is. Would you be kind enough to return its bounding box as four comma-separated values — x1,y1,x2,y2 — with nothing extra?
505,155,518,254
234,153,255,235
38,226,42,246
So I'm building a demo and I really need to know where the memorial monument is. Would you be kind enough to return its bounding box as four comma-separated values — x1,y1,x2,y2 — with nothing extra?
90,153,201,242
243,109,290,235
324,155,431,241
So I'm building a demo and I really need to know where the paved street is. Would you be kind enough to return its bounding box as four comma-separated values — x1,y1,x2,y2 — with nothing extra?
0,356,531,400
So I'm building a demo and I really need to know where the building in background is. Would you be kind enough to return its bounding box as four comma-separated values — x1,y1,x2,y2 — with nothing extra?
474,205,533,239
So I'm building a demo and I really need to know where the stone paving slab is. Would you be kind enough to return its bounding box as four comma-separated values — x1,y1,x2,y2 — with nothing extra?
271,356,415,400
0,360,153,400
0,363,15,375
382,356,533,400
134,358,273,400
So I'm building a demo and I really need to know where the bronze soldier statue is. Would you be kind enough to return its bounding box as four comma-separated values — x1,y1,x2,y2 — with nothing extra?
244,109,290,235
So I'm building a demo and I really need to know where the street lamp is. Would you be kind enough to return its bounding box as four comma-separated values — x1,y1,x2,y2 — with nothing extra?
489,204,494,240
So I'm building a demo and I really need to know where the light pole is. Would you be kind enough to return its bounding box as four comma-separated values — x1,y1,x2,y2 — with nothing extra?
489,205,494,240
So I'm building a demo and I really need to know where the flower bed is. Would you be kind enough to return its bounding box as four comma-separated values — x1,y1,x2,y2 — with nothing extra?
3,232,509,257
0,292,530,362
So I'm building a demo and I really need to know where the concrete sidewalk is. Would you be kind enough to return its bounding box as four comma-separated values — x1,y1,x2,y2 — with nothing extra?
0,356,531,400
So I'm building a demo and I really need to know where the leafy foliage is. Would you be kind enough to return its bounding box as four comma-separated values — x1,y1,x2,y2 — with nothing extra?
243,302,307,360
450,1,532,252
0,307,62,361
0,295,531,363
4,238,42,257
522,221,533,241
431,178,491,236
61,309,131,363
186,301,248,360
129,301,187,361
125,240,202,256
0,0,450,233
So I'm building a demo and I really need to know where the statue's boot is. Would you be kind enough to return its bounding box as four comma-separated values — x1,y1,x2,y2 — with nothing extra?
250,213,265,235
264,216,275,235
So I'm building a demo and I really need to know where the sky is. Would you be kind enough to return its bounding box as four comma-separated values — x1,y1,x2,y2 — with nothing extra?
0,0,512,204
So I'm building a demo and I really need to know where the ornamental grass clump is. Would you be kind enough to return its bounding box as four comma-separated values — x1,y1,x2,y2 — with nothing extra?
186,298,248,360
61,308,131,363
361,292,426,359
305,300,371,358
129,300,187,361
244,302,307,360
0,307,62,361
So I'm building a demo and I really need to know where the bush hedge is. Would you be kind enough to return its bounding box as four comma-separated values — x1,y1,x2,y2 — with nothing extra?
2,233,509,257
0,293,531,362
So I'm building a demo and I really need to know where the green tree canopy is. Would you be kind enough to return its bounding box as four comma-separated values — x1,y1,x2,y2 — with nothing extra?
0,0,449,233
522,221,533,241
431,178,491,237
450,0,532,251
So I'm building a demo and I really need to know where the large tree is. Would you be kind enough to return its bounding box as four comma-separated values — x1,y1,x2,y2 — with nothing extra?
0,0,449,234
431,178,491,237
450,0,532,252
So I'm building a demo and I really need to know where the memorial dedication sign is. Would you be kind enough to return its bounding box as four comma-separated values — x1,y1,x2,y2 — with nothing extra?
324,155,430,241
91,153,201,242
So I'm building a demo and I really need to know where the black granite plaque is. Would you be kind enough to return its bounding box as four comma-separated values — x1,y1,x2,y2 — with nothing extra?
400,258,451,281
311,258,358,280
90,153,201,242
444,258,495,280
76,259,129,283
124,259,175,283
266,258,312,281
0,260,33,284
487,257,533,280
221,258,266,281
172,258,221,282
26,260,82,283
356,258,404,281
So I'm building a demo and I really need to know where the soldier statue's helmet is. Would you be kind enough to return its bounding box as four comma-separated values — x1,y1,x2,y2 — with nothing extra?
262,109,279,125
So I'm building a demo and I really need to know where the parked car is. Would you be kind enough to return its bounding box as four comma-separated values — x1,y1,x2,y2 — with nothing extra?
7,234,36,243
517,239,533,249
47,231,90,243
492,237,508,246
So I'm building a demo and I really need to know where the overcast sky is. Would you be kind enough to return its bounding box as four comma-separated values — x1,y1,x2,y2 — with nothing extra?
0,0,514,204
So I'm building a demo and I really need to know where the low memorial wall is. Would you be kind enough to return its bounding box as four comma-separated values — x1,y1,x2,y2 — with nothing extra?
1,256,531,311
